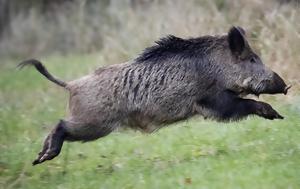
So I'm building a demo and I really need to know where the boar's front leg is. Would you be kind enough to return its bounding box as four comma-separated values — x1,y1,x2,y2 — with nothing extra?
196,91,284,121
251,100,284,120
221,97,284,120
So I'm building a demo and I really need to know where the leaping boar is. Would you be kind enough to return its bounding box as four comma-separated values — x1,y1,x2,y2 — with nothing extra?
18,26,291,165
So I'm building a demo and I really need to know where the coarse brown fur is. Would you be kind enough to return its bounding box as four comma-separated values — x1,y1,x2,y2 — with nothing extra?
18,26,290,165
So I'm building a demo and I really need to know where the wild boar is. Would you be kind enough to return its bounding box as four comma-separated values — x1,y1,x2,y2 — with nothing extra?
18,26,291,165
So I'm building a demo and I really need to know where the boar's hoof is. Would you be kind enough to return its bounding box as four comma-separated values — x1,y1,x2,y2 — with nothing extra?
32,148,61,165
32,121,65,165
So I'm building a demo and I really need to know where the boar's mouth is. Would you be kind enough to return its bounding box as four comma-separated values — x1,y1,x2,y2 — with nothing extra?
239,73,291,97
234,84,291,98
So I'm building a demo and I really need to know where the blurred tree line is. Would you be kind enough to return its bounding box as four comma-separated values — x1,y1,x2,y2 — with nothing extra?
0,0,103,38
0,0,297,39
0,0,297,59
0,0,155,39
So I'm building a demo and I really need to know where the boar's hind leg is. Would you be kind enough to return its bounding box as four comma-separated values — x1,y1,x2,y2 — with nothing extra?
33,119,116,165
33,120,66,165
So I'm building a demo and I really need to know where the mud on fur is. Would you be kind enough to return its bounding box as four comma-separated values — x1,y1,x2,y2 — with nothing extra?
18,26,291,165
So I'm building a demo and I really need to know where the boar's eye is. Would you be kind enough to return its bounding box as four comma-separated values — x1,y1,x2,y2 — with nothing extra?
250,57,256,63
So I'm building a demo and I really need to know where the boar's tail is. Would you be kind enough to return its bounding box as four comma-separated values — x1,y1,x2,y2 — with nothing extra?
17,59,67,88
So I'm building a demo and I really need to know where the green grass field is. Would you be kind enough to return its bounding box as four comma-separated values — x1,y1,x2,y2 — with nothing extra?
1,55,300,189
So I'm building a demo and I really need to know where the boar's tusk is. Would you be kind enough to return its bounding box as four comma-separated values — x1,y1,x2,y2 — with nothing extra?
284,85,292,95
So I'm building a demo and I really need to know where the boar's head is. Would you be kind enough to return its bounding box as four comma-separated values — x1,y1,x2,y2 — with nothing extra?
220,26,291,97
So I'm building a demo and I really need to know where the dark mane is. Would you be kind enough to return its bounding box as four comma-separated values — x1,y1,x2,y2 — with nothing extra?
135,35,224,63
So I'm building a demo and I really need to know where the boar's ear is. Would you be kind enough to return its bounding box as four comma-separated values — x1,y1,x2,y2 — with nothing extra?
228,26,246,56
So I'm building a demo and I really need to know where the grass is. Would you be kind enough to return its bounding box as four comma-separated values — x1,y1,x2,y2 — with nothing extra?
1,55,300,189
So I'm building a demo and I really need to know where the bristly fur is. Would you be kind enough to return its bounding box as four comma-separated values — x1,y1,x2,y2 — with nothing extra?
135,35,226,63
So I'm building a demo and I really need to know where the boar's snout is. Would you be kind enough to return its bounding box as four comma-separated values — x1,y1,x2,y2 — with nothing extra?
261,72,290,95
